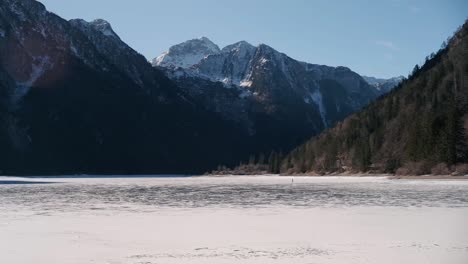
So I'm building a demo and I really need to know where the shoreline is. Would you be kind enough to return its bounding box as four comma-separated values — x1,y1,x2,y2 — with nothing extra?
387,175,468,180
1,174,467,181
283,173,468,180
208,173,468,180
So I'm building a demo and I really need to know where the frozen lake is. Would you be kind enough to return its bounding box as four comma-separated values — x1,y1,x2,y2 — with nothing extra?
0,175,467,264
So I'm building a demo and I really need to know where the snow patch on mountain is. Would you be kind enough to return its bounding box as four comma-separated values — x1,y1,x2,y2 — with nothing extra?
310,89,327,127
240,80,253,87
155,51,205,69
13,56,52,103
70,43,78,56
187,40,256,87
153,37,221,68
19,56,51,87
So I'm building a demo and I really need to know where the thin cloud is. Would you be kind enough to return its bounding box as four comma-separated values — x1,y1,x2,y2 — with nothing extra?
375,40,399,51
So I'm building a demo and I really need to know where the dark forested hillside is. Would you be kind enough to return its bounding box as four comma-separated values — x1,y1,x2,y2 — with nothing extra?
0,0,390,175
0,0,251,175
281,21,468,175
1,0,464,176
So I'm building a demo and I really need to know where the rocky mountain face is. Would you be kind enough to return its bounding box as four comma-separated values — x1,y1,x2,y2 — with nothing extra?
68,18,170,93
282,21,468,175
0,0,250,174
154,38,387,154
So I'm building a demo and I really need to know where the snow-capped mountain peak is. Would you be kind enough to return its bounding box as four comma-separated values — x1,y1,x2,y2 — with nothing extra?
152,36,221,68
222,41,255,53
154,37,387,130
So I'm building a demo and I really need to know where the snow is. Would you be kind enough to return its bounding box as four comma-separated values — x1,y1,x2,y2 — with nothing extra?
310,89,327,127
240,80,253,87
153,37,221,68
221,77,231,85
195,42,256,87
70,44,78,56
198,37,220,53
259,57,269,65
22,56,51,87
221,41,255,54
155,39,258,89
13,56,52,103
153,51,169,65
0,29,5,38
155,52,211,69
0,176,467,264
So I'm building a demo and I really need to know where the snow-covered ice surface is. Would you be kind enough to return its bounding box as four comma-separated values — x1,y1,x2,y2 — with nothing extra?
0,175,467,264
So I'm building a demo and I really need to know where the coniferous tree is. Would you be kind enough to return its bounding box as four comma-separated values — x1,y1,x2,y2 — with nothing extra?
280,21,468,175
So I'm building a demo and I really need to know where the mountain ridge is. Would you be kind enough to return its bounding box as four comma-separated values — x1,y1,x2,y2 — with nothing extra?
154,37,395,130
154,36,403,92
152,36,406,165
0,0,420,175
0,0,252,175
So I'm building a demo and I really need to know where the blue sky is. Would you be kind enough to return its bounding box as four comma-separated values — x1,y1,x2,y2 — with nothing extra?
39,0,466,78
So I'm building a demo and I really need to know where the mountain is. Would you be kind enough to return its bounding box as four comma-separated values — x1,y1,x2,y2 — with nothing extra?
362,75,404,94
281,21,468,175
0,0,250,175
153,38,385,156
0,0,407,175
153,37,221,69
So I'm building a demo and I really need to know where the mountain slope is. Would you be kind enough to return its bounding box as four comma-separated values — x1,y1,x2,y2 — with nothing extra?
153,37,220,68
154,38,385,157
0,0,249,174
0,0,417,175
282,21,468,175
